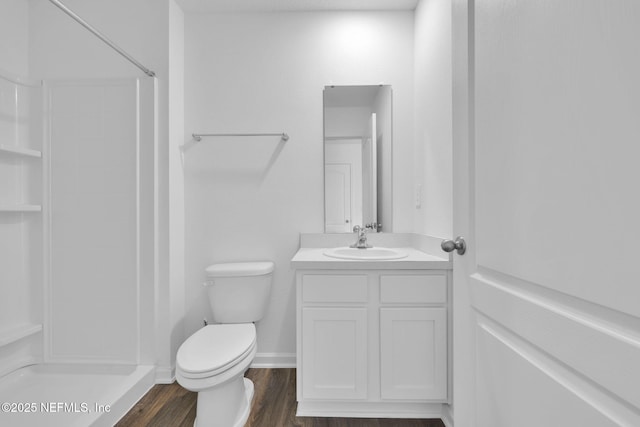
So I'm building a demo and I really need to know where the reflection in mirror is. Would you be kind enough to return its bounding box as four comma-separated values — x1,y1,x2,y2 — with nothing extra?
323,85,392,233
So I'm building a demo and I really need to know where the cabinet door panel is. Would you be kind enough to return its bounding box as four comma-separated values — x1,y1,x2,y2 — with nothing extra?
301,307,368,400
380,307,447,400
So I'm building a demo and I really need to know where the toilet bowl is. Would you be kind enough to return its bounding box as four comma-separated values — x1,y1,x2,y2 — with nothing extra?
177,323,257,427
176,261,274,427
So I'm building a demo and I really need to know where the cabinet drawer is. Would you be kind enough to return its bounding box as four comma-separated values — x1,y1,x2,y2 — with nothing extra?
302,274,368,303
380,274,446,304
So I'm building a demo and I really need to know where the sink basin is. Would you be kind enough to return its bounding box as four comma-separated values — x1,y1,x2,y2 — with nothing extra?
323,247,408,260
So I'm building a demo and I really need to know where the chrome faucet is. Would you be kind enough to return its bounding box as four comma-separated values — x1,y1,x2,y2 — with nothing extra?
350,225,372,249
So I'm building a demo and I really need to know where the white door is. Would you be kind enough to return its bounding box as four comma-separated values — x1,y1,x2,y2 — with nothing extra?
325,163,352,233
452,1,640,426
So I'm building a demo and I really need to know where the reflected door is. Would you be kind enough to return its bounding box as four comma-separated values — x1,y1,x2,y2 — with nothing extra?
325,163,351,233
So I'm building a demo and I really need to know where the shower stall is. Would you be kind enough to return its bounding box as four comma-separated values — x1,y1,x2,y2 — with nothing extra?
0,1,159,425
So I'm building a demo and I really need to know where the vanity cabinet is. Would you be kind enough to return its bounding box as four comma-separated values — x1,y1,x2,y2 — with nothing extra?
296,269,450,418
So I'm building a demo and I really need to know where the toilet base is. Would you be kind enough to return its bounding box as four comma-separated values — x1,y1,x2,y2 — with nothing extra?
193,377,255,427
236,378,255,427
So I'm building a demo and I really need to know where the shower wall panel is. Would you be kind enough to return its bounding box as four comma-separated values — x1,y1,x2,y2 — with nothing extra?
47,79,140,364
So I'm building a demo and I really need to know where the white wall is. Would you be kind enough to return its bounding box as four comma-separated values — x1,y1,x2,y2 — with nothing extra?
29,0,166,80
324,106,371,138
413,0,453,238
183,11,414,360
0,0,29,77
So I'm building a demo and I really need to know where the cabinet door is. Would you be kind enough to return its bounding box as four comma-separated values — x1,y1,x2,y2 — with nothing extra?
380,307,447,400
301,307,368,400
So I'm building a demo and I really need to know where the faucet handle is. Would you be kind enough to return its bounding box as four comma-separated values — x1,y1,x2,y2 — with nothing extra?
353,225,362,233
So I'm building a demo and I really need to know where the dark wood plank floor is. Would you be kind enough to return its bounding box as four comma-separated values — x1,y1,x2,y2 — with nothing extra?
116,369,446,427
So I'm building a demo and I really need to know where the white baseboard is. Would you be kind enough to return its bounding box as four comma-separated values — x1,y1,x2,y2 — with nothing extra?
296,401,444,419
250,352,296,368
441,404,454,427
154,364,175,384
154,353,294,383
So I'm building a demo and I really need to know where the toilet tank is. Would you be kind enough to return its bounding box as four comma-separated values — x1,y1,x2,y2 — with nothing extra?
204,261,275,323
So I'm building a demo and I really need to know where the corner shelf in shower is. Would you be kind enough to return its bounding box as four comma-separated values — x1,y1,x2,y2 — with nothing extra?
0,324,43,348
0,204,42,212
0,144,42,158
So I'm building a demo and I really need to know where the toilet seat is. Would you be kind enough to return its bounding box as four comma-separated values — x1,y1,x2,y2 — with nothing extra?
177,323,256,379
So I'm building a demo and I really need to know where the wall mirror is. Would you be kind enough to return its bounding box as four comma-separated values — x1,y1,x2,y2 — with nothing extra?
323,85,392,233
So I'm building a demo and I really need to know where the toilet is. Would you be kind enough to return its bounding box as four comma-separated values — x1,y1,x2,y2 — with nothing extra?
176,261,275,427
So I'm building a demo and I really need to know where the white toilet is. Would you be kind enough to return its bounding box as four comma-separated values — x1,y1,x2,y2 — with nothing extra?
176,261,275,427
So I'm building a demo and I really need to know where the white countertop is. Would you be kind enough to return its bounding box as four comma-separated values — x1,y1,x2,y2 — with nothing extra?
291,246,452,270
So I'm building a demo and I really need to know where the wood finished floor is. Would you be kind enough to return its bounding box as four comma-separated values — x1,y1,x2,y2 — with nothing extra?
116,368,446,427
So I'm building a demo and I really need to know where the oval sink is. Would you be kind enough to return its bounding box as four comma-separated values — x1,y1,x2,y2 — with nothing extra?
323,247,408,260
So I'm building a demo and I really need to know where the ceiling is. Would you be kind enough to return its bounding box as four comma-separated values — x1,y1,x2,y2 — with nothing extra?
175,0,419,13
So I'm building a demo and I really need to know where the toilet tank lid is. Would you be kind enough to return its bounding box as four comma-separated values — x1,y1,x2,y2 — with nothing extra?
205,261,275,278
